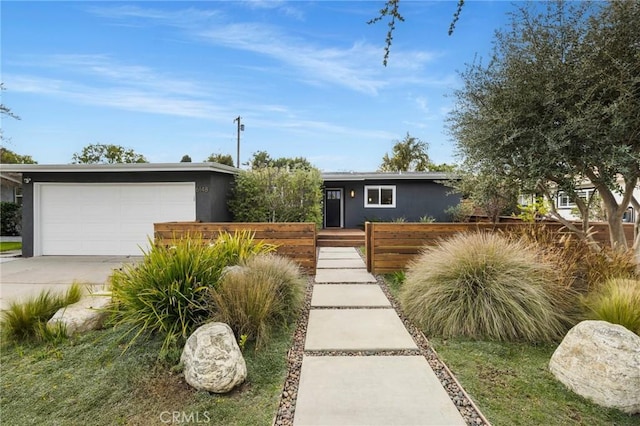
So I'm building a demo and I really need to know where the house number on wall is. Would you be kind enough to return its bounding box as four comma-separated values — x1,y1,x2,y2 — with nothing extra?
195,186,209,193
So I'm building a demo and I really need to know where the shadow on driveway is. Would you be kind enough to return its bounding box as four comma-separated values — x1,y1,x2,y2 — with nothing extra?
0,256,140,310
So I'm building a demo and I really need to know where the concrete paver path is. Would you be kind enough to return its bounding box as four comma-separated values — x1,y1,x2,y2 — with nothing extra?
293,247,466,426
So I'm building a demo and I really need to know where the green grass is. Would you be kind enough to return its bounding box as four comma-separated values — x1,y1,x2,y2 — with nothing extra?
0,241,21,252
430,338,639,426
383,275,639,425
0,325,294,426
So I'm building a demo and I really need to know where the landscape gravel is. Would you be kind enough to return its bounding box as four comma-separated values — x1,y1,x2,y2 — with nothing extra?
273,273,490,426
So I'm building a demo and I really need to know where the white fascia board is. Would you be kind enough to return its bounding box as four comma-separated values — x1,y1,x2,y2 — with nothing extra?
0,162,239,175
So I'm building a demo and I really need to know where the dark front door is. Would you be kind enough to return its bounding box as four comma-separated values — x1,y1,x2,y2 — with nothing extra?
325,188,342,228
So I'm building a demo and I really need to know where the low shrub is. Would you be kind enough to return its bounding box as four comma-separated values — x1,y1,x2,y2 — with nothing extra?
109,232,276,356
0,202,21,236
399,232,569,342
582,278,640,335
209,254,305,349
1,283,82,343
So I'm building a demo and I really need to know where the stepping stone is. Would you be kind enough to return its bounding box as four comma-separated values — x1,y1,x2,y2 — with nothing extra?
311,285,390,307
317,251,363,260
293,356,466,426
305,309,417,351
315,269,376,283
316,258,366,269
319,247,358,253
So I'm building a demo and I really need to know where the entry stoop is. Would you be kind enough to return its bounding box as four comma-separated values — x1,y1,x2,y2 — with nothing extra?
316,229,365,247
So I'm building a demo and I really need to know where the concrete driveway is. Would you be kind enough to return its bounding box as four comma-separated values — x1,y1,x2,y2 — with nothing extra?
0,256,140,310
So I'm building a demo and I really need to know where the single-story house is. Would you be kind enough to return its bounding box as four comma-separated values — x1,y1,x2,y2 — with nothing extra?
321,172,459,228
1,171,23,204
0,164,459,257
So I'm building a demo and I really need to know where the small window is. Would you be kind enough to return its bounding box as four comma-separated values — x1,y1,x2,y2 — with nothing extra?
14,187,23,206
326,190,341,200
365,185,396,208
557,189,595,209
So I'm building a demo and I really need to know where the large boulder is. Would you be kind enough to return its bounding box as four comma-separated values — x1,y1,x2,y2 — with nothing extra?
549,320,640,414
48,292,112,336
181,322,247,393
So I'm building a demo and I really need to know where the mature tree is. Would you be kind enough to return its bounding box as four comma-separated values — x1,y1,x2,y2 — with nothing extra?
368,0,465,66
0,147,36,164
72,144,148,164
1,83,20,142
180,154,192,163
449,167,519,223
449,1,640,255
245,150,313,171
229,167,323,225
205,153,235,166
379,133,431,172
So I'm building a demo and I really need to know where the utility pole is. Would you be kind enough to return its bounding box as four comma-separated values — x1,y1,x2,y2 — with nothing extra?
234,116,244,168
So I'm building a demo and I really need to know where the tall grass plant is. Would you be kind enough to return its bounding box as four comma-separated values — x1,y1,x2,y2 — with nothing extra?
400,232,569,342
582,278,640,335
209,254,305,348
1,283,82,343
109,232,275,356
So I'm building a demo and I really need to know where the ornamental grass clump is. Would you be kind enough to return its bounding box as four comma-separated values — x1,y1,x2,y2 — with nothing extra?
209,254,305,349
109,232,275,355
399,232,569,342
582,278,640,335
1,283,82,343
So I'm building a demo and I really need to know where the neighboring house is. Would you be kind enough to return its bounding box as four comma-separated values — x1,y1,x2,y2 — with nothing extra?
0,164,460,257
0,172,22,204
321,172,460,228
0,163,237,257
519,178,639,223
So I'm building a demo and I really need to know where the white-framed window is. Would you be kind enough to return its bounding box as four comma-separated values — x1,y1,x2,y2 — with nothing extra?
557,189,595,208
365,185,396,208
14,186,23,206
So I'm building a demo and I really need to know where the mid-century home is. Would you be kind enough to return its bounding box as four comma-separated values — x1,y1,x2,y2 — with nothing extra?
0,163,459,257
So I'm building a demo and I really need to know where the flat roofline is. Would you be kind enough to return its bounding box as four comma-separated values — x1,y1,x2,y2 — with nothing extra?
0,162,239,175
321,171,456,181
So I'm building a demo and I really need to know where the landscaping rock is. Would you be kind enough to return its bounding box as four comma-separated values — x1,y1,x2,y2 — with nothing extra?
549,320,640,414
48,292,112,336
181,322,247,393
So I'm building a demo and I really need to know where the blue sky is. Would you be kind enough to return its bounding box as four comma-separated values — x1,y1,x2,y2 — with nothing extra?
2,1,515,171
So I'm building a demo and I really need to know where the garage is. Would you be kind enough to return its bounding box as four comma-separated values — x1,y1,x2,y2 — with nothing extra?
36,182,196,256
1,162,238,257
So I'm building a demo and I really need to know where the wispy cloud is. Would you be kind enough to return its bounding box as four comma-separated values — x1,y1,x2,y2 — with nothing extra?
87,5,438,96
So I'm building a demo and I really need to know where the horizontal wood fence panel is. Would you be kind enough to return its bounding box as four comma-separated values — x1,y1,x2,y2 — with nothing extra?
154,222,316,273
365,221,635,275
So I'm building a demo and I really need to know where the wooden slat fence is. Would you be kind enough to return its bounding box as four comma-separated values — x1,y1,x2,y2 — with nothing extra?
154,222,317,273
365,222,635,274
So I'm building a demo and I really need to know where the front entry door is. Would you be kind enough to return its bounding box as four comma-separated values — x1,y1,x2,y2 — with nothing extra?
325,188,343,228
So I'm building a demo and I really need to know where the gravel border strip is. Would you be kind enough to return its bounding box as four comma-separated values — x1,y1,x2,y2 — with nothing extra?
273,270,492,426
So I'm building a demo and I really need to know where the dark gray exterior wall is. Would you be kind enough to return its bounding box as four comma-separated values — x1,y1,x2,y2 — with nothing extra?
325,179,460,228
20,170,234,256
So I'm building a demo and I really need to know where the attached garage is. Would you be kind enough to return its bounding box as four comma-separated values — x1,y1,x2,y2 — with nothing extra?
1,163,237,257
37,183,196,256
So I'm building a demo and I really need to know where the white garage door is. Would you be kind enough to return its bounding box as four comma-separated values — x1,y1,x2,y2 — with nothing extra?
37,183,196,256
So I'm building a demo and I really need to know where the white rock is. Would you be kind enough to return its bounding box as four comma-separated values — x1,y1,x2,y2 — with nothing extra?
549,320,640,414
181,322,247,393
48,293,112,336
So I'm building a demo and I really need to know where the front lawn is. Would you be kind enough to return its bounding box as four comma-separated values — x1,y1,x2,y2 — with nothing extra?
0,326,293,425
0,241,21,252
430,338,639,425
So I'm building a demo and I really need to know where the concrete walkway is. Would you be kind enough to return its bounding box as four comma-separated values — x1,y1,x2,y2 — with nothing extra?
293,247,466,426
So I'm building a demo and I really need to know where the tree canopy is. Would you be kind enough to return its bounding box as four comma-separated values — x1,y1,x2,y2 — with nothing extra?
245,150,313,171
204,153,234,166
379,133,432,172
0,147,36,164
72,144,148,164
180,155,192,163
449,0,640,252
